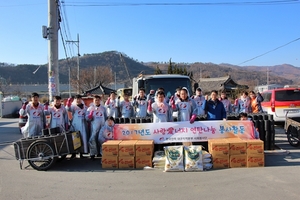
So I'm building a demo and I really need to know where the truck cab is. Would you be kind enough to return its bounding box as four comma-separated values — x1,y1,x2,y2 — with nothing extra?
132,74,192,98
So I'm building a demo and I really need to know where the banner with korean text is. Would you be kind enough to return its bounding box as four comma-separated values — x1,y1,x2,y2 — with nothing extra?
114,120,255,144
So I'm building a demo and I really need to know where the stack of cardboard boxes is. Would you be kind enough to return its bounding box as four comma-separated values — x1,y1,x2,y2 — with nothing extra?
101,140,154,169
208,138,264,169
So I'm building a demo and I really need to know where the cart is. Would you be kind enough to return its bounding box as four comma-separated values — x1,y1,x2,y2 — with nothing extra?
13,127,82,171
285,110,300,147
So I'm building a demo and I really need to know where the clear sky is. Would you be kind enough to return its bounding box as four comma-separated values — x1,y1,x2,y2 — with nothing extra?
0,0,299,67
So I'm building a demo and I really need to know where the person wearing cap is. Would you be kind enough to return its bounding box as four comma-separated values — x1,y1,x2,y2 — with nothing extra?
66,94,89,158
191,87,206,116
119,93,134,118
219,90,232,115
170,87,197,123
98,116,115,155
105,91,119,118
19,92,46,137
132,88,148,118
44,96,69,133
86,95,107,159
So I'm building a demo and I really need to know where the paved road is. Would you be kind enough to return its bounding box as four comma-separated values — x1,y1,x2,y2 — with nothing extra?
0,118,300,200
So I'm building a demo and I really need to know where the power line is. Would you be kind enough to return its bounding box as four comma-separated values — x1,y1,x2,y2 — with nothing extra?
237,37,300,65
64,0,300,7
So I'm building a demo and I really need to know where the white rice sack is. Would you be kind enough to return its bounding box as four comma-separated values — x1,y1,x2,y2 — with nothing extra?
152,151,166,163
164,146,184,172
203,158,212,163
204,163,213,170
202,150,212,158
184,145,203,172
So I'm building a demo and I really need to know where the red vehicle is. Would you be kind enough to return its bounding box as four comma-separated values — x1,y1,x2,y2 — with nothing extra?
260,87,300,122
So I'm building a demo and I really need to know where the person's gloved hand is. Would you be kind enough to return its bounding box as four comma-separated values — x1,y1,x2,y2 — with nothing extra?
118,96,121,100
106,98,111,105
66,98,73,107
147,100,152,112
88,111,94,120
133,96,137,101
234,98,239,106
190,114,197,124
22,101,28,109
170,96,176,109
44,102,49,110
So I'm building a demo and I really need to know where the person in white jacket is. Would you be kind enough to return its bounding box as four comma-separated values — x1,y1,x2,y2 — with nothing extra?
147,91,173,123
235,91,251,113
119,93,134,118
219,91,232,114
44,96,69,133
86,95,107,160
66,94,89,158
132,88,148,118
191,87,206,116
19,92,45,138
105,91,119,118
98,116,115,155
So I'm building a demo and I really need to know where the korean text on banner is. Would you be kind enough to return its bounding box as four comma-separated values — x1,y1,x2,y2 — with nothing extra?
114,120,255,144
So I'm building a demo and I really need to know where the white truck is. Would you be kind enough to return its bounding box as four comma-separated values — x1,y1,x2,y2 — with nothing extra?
132,74,193,98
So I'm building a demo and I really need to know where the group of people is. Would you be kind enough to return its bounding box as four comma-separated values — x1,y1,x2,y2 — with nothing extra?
19,87,263,159
19,93,115,160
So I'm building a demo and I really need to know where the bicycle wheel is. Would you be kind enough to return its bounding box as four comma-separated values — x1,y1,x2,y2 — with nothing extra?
286,125,300,147
26,140,57,171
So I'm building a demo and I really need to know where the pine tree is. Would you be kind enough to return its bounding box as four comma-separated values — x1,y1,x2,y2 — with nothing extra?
183,67,188,75
154,66,162,74
167,58,173,74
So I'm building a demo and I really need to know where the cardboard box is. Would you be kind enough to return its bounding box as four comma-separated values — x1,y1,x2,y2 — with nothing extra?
119,140,137,157
208,139,229,156
247,154,265,167
102,156,118,169
135,140,154,157
118,156,135,169
102,140,122,156
230,154,247,168
135,156,153,169
244,139,264,154
212,155,229,169
227,139,247,155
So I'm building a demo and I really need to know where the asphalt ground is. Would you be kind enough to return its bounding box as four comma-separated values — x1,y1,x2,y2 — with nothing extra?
0,118,299,200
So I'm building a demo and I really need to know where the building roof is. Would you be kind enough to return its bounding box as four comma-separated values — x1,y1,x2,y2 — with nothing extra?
83,83,116,95
198,76,248,93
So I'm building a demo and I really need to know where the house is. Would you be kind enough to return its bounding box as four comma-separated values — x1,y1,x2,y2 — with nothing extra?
83,83,116,96
198,76,248,97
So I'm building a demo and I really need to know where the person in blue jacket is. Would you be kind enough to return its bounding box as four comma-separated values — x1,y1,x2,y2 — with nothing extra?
205,90,227,120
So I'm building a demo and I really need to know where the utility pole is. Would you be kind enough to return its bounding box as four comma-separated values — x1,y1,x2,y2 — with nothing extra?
47,0,60,102
267,67,269,85
66,34,80,94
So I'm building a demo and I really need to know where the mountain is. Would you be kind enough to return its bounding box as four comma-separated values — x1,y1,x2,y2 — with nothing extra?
0,51,298,87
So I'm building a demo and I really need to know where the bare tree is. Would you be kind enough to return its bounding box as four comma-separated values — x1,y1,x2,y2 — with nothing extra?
70,66,114,93
0,77,10,97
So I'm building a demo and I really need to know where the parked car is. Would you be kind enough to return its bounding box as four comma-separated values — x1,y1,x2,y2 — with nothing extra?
260,88,300,122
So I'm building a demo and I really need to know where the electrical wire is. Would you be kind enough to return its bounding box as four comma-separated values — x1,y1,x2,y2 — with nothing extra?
60,1,75,57
64,0,300,7
237,37,300,65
